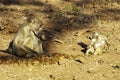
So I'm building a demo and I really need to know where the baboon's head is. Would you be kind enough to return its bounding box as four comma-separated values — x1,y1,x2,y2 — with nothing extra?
28,18,43,34
32,29,53,41
91,32,99,39
28,18,53,41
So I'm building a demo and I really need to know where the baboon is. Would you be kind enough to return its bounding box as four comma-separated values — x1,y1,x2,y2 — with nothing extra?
1,18,47,58
86,32,109,55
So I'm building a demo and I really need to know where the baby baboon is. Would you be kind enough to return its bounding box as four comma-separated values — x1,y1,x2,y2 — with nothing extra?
3,18,46,58
32,29,50,41
86,32,109,55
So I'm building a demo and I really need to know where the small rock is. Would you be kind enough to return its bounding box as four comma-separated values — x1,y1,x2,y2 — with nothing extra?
50,75,56,80
0,26,6,30
74,32,79,36
32,61,40,65
75,57,86,63
74,32,83,36
72,48,76,51
75,60,83,63
97,59,104,64
57,56,69,65
87,70,95,73
114,48,117,51
112,64,120,69
103,74,108,78
73,76,77,80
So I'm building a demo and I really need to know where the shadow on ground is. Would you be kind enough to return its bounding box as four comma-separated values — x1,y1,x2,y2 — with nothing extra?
78,42,88,53
0,52,70,65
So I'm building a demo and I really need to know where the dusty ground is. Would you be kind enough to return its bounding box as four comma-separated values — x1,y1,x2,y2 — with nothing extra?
0,0,120,80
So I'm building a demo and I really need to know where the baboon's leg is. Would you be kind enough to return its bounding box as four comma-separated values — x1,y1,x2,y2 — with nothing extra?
86,45,95,55
18,46,38,58
23,37,31,46
94,46,103,55
86,49,92,55
42,42,51,57
30,30,43,56
33,41,43,56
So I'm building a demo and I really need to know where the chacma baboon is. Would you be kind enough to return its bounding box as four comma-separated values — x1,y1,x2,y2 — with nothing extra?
1,18,47,58
86,32,109,55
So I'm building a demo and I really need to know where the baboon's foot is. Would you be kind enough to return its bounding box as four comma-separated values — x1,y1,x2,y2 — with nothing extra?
26,53,35,58
42,52,51,57
45,53,51,57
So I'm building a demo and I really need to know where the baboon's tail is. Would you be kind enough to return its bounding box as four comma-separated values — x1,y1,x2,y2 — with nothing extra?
0,48,13,54
0,50,7,53
0,40,14,54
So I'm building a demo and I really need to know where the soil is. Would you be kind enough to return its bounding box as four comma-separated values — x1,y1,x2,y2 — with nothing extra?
0,0,120,80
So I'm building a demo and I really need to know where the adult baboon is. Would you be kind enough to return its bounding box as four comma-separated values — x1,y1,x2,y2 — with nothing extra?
1,18,47,58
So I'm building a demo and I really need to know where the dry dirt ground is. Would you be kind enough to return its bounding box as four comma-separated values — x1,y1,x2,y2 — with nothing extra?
0,0,120,80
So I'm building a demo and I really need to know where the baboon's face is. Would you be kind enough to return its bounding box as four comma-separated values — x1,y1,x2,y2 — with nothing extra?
91,32,99,39
41,30,53,40
32,29,53,41
28,18,43,34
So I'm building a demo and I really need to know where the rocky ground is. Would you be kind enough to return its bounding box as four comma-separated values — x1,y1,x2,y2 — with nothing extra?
0,0,120,80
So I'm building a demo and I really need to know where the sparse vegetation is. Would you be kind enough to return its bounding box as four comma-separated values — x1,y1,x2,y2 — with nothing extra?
63,4,83,12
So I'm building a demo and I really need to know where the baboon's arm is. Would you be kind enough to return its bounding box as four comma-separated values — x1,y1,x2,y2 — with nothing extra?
31,30,46,41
